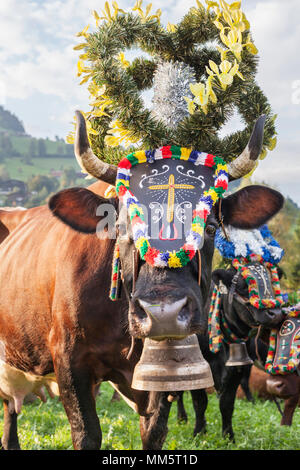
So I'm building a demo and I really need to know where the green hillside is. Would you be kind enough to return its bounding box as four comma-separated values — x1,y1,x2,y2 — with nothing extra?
4,156,79,180
0,106,91,208
0,105,74,161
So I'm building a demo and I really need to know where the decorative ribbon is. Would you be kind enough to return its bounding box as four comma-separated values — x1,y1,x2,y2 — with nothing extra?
110,243,120,301
208,285,248,353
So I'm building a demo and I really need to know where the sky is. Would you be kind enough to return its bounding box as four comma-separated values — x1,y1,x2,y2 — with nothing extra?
0,0,299,203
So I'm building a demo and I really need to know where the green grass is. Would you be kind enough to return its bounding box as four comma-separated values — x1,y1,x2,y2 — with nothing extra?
10,135,68,156
0,383,300,450
3,157,80,181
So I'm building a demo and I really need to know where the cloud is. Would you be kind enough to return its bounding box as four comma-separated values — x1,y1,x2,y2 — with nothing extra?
0,0,299,204
247,1,300,127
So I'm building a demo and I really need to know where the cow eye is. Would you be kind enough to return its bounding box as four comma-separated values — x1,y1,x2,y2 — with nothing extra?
206,224,216,236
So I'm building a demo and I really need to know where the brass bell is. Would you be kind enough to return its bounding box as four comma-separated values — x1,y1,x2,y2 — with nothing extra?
131,334,214,392
225,342,254,367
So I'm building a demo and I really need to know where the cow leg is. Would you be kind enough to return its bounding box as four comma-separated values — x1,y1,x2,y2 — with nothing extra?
191,389,208,436
1,400,20,450
139,391,172,450
281,395,299,426
55,364,101,450
219,367,243,440
176,392,188,423
240,365,254,402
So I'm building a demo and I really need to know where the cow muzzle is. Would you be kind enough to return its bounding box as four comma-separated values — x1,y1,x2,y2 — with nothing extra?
252,308,285,327
266,377,290,398
137,297,190,340
266,375,299,399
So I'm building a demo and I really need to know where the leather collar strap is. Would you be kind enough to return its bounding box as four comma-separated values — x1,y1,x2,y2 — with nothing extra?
228,271,240,311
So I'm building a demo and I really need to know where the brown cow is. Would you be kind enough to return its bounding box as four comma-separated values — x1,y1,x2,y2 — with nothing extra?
237,365,300,426
0,112,285,450
0,181,111,242
266,370,300,425
237,365,275,401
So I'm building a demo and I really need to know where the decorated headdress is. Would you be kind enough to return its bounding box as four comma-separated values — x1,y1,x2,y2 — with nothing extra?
265,305,300,375
70,1,278,301
215,224,284,265
215,224,285,309
208,224,285,354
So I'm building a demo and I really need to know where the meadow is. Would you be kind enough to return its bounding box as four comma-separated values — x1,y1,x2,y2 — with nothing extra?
3,157,79,180
0,382,299,451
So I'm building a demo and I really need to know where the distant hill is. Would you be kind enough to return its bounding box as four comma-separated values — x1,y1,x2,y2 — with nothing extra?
0,105,73,161
0,106,25,134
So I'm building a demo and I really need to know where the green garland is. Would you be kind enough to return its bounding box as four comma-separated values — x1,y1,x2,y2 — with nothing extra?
71,0,277,166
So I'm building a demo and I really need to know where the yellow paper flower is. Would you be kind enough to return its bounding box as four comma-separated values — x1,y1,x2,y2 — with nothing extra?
167,22,177,33
184,97,196,115
132,0,161,23
118,52,130,68
106,120,140,148
98,1,125,23
76,24,90,38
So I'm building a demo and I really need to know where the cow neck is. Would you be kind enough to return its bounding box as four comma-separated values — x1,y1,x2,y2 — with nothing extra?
219,292,250,344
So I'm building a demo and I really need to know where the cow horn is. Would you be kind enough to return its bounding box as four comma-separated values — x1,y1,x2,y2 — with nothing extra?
74,110,118,184
227,115,266,180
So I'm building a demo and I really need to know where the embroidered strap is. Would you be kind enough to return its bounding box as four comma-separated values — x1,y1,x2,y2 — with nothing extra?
232,254,284,309
110,243,121,301
208,285,248,353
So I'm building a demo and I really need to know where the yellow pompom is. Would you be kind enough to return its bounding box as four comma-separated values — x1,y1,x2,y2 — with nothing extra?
168,252,182,268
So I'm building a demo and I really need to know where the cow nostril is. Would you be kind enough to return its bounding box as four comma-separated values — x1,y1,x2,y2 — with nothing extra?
132,301,148,320
178,307,189,322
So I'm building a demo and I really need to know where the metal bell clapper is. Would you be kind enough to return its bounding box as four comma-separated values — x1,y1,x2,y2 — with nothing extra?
131,334,214,391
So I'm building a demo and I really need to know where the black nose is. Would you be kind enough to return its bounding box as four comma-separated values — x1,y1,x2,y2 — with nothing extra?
254,308,284,326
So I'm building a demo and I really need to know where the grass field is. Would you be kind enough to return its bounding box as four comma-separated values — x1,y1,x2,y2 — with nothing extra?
9,134,69,157
3,157,80,181
0,382,299,451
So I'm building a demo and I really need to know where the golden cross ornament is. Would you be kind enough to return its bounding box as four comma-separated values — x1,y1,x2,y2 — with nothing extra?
149,174,195,223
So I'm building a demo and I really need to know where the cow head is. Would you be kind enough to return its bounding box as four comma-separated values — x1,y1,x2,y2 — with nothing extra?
49,111,284,341
266,372,300,399
212,266,285,332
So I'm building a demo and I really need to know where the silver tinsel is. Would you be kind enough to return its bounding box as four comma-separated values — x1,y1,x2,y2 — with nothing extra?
151,60,196,129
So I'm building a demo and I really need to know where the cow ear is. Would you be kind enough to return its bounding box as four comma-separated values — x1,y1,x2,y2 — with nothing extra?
277,265,285,280
219,185,284,229
49,187,116,234
212,269,233,289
